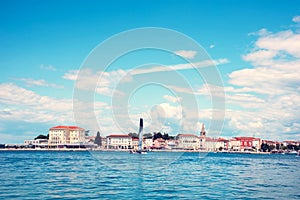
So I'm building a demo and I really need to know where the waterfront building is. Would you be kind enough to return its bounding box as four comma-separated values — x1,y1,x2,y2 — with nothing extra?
153,138,166,149
48,126,85,146
144,138,153,149
132,138,139,150
232,137,261,151
106,134,132,149
282,140,299,146
204,137,228,151
177,134,199,150
165,139,178,149
24,139,48,148
101,137,107,148
85,136,95,143
217,138,229,150
229,138,241,151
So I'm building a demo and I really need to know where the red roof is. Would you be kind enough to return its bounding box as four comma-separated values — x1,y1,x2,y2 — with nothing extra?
282,140,297,143
107,134,131,138
218,138,229,142
205,137,229,142
205,137,218,142
234,137,260,141
50,125,85,131
178,134,196,137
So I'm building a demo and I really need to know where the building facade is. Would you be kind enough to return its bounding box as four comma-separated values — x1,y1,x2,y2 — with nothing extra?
106,134,132,149
24,139,48,147
231,137,261,151
48,126,85,145
177,134,199,150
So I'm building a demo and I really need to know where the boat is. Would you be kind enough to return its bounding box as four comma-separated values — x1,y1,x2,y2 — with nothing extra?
130,118,147,154
285,149,298,155
288,151,298,155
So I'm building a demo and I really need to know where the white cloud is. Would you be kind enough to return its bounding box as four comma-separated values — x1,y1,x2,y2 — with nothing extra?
62,70,79,80
40,64,56,71
0,83,110,137
63,69,131,97
163,95,182,103
0,83,73,123
255,30,300,58
248,28,270,36
226,23,300,140
174,50,197,59
209,44,215,49
242,50,277,65
63,59,229,97
129,59,229,75
15,78,63,89
292,15,300,23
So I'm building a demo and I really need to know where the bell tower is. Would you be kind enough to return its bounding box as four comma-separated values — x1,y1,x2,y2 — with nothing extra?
200,123,206,136
199,123,206,150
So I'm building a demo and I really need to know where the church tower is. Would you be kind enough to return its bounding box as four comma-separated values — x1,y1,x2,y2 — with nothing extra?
199,123,206,150
200,123,206,136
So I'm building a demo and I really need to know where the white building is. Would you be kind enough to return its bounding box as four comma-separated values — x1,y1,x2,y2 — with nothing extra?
252,138,262,150
132,138,139,150
205,138,229,151
106,134,132,149
229,138,241,151
177,134,199,150
24,139,48,146
48,126,85,146
144,138,153,149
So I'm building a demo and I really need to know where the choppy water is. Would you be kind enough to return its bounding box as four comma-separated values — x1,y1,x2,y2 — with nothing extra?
0,151,299,199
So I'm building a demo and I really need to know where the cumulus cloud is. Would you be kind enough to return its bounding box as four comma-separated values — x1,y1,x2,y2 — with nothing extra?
226,23,300,140
0,83,109,133
0,83,73,123
254,30,300,58
15,78,63,89
174,50,197,59
62,70,79,80
292,15,300,23
63,69,131,96
163,95,182,103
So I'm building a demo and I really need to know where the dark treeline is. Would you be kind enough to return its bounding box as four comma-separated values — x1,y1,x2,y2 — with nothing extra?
128,132,175,140
261,143,299,152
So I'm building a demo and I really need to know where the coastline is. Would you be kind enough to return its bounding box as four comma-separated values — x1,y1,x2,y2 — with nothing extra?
0,148,272,154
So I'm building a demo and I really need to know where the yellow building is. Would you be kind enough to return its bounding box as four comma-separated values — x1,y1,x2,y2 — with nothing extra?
48,125,85,146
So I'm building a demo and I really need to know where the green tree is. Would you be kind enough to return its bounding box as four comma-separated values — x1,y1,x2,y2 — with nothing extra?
162,133,169,140
153,132,163,140
34,134,48,140
128,133,138,138
261,143,269,152
144,133,153,138
94,131,102,147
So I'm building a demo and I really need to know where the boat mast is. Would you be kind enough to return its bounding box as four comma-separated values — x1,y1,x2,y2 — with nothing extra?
138,118,143,151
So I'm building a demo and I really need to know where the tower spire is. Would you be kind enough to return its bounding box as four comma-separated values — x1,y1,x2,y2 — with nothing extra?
200,123,206,136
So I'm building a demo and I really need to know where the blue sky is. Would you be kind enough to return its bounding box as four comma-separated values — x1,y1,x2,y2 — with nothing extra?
1,0,300,143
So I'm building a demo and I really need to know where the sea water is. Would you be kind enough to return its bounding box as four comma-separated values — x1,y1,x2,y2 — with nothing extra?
0,151,299,199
